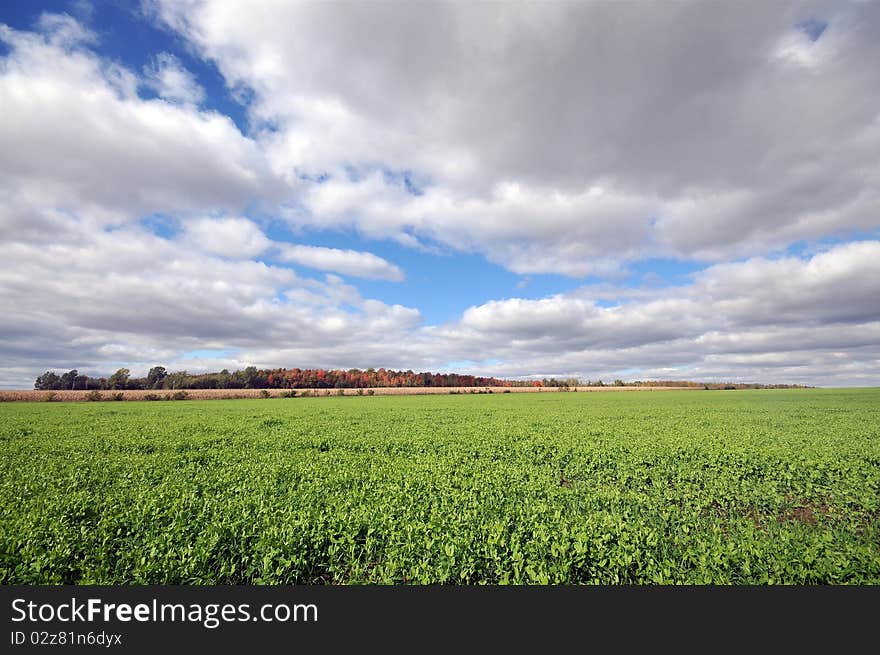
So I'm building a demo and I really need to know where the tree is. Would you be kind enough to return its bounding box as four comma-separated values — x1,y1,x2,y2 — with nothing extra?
164,371,189,390
60,370,79,390
34,371,61,390
217,369,232,389
241,366,267,389
107,368,131,390
146,366,168,389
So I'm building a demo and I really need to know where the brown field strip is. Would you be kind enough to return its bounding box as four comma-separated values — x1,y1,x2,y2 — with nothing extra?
0,386,703,402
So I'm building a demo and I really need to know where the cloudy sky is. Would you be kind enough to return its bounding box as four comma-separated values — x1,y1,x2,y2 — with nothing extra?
1,0,878,388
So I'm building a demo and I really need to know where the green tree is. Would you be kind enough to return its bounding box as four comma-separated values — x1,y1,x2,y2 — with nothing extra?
241,366,267,388
146,366,168,389
107,368,131,390
60,369,79,390
164,371,189,389
34,371,61,390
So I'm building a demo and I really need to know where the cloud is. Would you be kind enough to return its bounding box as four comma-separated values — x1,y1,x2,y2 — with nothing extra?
35,11,97,47
1,203,878,386
0,214,420,386
178,216,405,279
0,18,282,226
691,241,880,326
301,174,651,276
143,52,205,105
275,244,404,281
424,241,880,384
152,0,880,273
182,216,271,258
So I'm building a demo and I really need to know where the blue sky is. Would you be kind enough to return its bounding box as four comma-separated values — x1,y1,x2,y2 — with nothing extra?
1,1,878,387
1,0,249,130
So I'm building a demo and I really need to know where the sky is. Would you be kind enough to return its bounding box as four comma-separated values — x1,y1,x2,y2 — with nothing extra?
1,0,879,388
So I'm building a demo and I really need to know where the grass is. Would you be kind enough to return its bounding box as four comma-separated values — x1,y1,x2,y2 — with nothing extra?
1,389,878,584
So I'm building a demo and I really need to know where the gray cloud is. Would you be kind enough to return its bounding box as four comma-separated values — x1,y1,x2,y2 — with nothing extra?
153,0,880,272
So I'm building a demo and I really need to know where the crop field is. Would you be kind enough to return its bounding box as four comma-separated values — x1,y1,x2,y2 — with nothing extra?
0,385,697,402
1,389,878,584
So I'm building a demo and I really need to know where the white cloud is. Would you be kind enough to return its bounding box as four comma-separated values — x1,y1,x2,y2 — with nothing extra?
182,216,271,258
454,241,880,345
276,244,404,281
143,52,205,105
0,18,282,226
301,174,652,276
0,214,420,385
35,11,97,47
178,215,405,278
1,215,878,386
421,241,880,385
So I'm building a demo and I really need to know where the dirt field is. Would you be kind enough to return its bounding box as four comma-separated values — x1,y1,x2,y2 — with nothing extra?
0,386,702,402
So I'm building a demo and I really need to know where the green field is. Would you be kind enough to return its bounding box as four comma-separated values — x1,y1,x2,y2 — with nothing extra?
1,389,878,584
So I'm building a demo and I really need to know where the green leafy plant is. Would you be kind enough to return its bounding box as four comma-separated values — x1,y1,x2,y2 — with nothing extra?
1,389,878,584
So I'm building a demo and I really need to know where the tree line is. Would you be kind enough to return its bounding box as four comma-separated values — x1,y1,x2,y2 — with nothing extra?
33,367,540,391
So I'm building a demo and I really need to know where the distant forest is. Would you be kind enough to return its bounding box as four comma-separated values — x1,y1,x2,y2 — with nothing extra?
33,367,808,391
